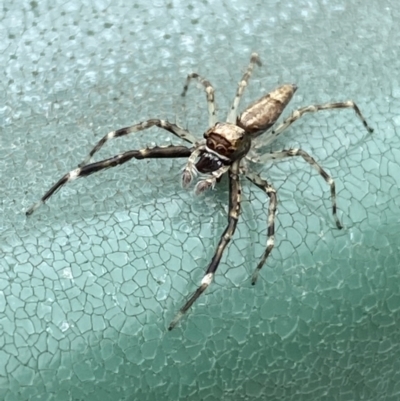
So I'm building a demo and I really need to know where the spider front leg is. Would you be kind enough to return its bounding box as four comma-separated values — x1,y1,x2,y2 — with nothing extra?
257,148,343,229
168,160,241,330
26,145,192,215
79,119,197,167
271,101,374,138
245,171,277,284
181,73,217,128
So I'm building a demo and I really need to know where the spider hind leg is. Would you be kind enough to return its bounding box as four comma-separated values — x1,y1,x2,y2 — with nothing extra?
256,148,343,229
245,171,277,284
271,101,374,139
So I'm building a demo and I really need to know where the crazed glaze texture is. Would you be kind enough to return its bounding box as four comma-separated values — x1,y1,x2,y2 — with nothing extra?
1,1,398,400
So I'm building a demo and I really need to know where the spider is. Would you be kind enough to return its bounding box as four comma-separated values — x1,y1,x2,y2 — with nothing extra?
26,53,373,330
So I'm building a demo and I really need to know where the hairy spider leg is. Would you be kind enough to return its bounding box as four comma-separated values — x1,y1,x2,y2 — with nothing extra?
168,160,241,330
181,73,217,127
271,101,374,139
25,145,192,216
245,171,277,284
227,52,262,124
79,119,197,167
258,148,343,229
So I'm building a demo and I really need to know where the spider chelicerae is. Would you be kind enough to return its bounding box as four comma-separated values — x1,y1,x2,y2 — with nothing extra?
26,53,373,330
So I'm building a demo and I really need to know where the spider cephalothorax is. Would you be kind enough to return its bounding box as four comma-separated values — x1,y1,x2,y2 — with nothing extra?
204,122,250,161
192,122,251,192
26,53,373,330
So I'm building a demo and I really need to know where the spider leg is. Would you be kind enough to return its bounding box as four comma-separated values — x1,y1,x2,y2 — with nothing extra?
26,145,192,216
168,161,241,330
258,148,343,229
271,101,374,138
79,119,197,167
181,73,217,127
227,53,262,124
245,170,277,285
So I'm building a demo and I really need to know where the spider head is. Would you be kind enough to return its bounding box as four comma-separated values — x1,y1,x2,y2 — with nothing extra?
195,123,250,174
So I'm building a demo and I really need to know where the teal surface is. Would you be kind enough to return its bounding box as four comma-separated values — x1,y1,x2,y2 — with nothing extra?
1,0,400,400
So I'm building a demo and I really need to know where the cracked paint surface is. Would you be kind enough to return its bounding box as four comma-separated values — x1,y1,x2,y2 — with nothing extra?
1,0,400,400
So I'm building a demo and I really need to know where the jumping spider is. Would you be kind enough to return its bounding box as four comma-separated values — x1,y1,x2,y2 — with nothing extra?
26,53,373,330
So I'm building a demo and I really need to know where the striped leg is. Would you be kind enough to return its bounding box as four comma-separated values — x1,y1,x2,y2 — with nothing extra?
79,119,197,167
26,145,192,216
271,101,374,138
227,53,262,124
181,73,217,127
168,161,241,330
245,171,277,284
258,148,343,229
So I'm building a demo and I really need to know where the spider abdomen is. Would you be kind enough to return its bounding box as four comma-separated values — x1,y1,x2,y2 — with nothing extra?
238,84,297,137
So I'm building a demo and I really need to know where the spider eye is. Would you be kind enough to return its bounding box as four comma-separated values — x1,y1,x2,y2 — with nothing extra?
215,145,226,153
206,139,228,155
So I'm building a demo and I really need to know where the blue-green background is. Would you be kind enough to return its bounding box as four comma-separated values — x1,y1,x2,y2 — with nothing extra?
1,1,400,400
